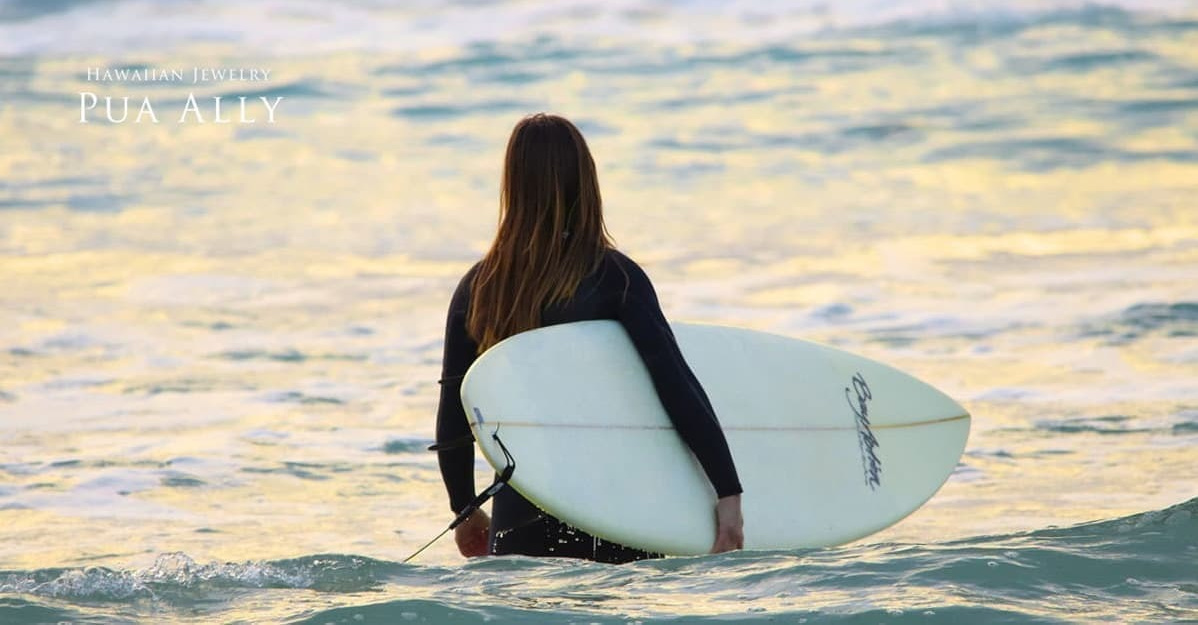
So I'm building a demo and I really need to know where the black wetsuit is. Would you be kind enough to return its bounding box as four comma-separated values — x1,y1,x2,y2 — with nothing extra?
435,249,743,563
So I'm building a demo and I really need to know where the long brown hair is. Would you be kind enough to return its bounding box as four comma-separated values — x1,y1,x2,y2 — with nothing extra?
467,113,613,353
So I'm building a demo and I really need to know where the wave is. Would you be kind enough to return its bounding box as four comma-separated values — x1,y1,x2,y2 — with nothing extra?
2,497,1194,623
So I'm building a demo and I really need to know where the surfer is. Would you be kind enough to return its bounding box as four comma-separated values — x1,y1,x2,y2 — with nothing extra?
434,113,744,564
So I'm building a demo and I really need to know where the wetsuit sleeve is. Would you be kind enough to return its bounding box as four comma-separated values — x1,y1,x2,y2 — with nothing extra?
435,270,481,514
613,257,744,498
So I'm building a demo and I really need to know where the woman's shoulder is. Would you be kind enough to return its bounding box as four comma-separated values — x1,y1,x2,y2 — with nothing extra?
449,260,483,308
603,246,651,276
599,247,654,289
602,247,644,273
462,259,483,280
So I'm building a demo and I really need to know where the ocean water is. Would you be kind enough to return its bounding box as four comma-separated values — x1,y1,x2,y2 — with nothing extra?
1,0,1196,623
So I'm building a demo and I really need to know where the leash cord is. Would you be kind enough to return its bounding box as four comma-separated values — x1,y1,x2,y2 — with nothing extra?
401,427,516,563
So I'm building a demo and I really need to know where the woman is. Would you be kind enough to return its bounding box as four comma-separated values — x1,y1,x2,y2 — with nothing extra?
435,113,744,564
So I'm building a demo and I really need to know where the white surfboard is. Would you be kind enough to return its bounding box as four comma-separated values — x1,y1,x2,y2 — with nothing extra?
461,321,969,555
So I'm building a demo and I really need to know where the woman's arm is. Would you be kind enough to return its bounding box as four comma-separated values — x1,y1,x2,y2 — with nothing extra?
435,270,482,515
435,269,492,557
611,253,744,500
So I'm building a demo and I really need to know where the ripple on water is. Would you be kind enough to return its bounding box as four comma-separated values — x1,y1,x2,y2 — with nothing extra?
1029,49,1160,74
921,136,1198,171
212,81,330,101
381,437,435,455
240,461,343,481
1033,415,1156,435
213,349,366,363
158,472,206,488
391,100,536,120
1082,302,1198,344
1172,409,1198,434
264,390,346,405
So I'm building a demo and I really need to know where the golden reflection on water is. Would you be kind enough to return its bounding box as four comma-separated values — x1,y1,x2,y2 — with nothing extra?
1,13,1196,571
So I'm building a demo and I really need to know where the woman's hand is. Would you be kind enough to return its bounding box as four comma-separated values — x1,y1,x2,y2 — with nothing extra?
711,494,745,553
454,509,491,557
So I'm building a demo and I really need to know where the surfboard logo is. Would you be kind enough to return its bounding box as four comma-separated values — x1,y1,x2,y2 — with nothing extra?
845,372,882,490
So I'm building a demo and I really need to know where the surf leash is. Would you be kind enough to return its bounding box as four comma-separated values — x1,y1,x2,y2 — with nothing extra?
401,428,516,563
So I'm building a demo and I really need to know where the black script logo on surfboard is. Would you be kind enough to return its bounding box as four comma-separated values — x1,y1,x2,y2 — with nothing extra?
845,372,881,490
